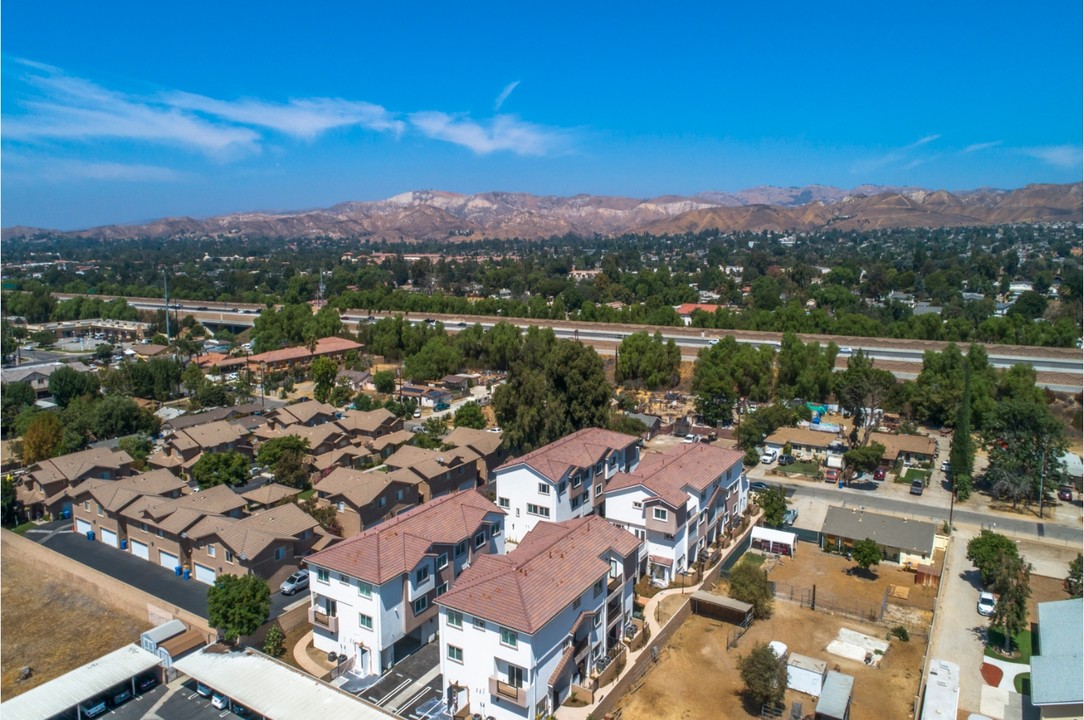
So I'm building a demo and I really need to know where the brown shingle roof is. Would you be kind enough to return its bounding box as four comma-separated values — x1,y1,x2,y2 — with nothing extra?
170,420,247,452
240,483,301,506
189,502,319,559
437,515,640,634
306,490,502,585
267,400,338,427
337,408,397,434
317,467,422,508
28,447,134,485
367,430,415,453
608,443,744,507
444,427,503,458
765,426,841,449
497,428,638,482
173,484,247,515
869,432,937,460
385,445,480,481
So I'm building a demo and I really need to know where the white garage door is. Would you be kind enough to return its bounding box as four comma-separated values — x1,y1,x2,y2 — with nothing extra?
130,540,150,560
75,519,92,535
159,550,178,570
100,528,119,548
193,564,216,585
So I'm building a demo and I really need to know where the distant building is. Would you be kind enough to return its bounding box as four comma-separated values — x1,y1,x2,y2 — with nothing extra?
674,303,722,326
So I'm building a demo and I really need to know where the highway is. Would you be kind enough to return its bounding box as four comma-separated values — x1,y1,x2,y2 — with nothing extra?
53,293,1084,390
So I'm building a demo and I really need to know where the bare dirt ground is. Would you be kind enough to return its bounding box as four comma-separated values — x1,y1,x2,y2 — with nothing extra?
1028,574,1072,624
614,600,925,720
1,543,152,698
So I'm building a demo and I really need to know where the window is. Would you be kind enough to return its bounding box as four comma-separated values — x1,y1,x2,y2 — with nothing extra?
140,522,148,532
593,612,602,628
415,566,430,584
358,581,373,598
207,544,216,558
632,501,642,509
395,488,405,501
571,475,581,488
336,501,346,512
317,568,330,583
558,480,567,494
473,617,486,631
413,597,428,615
455,541,467,558
653,507,668,521
436,582,448,596
275,547,286,561
594,578,604,597
447,610,463,628
538,483,550,495
358,613,373,629
491,524,501,537
498,496,510,508
436,553,448,570
457,467,464,475
156,528,164,538
500,627,518,648
507,665,525,688
378,496,386,508
83,501,89,511
300,529,311,540
595,484,603,497
339,573,350,585
572,597,581,610
571,496,581,510
526,504,551,518
474,532,486,549
225,550,234,564
447,645,463,663
97,504,103,517
595,461,603,474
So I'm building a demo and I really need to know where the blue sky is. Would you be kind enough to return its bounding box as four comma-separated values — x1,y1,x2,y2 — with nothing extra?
2,1,1081,230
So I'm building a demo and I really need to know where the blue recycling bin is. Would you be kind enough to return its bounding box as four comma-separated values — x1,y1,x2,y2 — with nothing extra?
86,530,95,541
183,568,191,580
838,479,844,489
175,566,183,576
121,539,128,550
60,509,71,520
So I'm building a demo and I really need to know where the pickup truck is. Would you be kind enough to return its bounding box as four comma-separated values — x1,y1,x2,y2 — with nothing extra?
824,468,841,483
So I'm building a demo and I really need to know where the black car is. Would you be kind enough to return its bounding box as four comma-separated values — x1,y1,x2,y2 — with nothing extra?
749,481,771,493
136,675,157,693
777,454,796,466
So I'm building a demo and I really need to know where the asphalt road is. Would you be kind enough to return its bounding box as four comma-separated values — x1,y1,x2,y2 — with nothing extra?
37,528,298,619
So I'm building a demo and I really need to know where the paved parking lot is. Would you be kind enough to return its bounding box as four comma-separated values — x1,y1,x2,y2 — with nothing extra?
340,643,448,720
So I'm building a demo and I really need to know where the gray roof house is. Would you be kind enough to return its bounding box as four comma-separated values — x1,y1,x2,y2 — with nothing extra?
1030,598,1083,719
820,507,936,564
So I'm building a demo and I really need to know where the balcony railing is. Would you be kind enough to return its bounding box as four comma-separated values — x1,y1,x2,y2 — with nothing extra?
489,677,528,707
308,607,339,633
607,574,622,593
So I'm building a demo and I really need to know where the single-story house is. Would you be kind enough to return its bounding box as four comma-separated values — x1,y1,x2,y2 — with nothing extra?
625,412,663,439
1029,598,1083,720
820,506,936,566
869,432,937,467
764,427,841,461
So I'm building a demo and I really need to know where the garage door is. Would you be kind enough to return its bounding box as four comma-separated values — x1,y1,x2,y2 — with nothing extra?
130,540,150,560
193,564,216,585
159,550,178,570
100,528,119,548
75,519,92,535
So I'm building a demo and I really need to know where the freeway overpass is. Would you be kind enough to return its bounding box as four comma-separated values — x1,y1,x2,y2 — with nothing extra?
53,294,1084,390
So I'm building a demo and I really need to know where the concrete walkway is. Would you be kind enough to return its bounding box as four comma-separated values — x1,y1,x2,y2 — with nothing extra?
292,629,333,677
982,655,1030,692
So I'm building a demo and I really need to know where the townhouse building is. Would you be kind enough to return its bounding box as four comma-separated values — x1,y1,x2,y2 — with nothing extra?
304,490,505,676
493,428,641,542
68,469,187,548
18,446,136,519
605,443,747,585
443,427,507,481
337,408,403,442
264,400,339,429
384,445,482,501
148,419,250,477
314,466,423,536
436,515,641,720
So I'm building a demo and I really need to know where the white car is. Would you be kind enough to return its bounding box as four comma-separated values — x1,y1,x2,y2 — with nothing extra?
682,434,699,444
760,449,778,464
941,460,951,472
211,692,229,709
707,339,719,346
977,592,996,616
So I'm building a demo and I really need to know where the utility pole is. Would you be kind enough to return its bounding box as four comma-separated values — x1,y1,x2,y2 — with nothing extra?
163,270,170,340
1038,448,1046,520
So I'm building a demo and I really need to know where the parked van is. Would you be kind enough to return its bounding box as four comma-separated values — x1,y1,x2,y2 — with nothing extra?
760,448,778,464
78,697,108,718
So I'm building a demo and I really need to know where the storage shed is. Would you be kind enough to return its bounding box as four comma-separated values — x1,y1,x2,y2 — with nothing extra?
689,591,754,625
752,526,798,556
788,653,828,697
140,619,186,654
815,671,854,720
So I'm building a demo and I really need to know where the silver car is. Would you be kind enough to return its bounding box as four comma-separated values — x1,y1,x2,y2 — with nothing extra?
280,570,309,596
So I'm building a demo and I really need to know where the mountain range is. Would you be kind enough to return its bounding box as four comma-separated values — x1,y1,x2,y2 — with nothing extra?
4,183,1080,242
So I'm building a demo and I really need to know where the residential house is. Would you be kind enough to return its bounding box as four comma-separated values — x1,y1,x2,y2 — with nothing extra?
869,432,937,467
437,515,642,720
820,506,937,566
1,361,92,398
240,482,301,510
148,419,250,478
338,369,372,393
312,446,371,478
18,446,136,519
264,400,340,429
606,443,747,585
763,427,843,461
244,336,363,373
314,466,423,536
384,445,482,501
440,375,472,393
443,427,507,481
162,402,266,435
337,408,403,442
130,344,171,359
185,502,329,585
304,490,505,676
68,469,187,549
368,430,416,459
674,303,721,325
256,422,352,457
494,428,641,542
1029,598,1083,720
623,412,662,439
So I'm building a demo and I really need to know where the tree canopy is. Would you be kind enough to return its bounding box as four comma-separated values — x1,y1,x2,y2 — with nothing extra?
453,401,486,429
192,450,250,489
208,574,271,643
737,643,788,710
616,331,680,390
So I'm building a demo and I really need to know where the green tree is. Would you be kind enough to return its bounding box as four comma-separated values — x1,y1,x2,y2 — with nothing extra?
92,396,159,439
403,336,463,383
967,530,1019,587
616,331,680,390
776,333,838,402
982,399,1067,509
373,370,396,394
117,435,153,465
22,412,62,464
728,559,774,619
1066,554,1083,598
48,366,100,408
737,643,788,709
300,495,343,536
208,574,271,644
1,381,36,433
1,474,19,526
843,443,886,478
263,625,286,657
94,343,115,361
182,363,206,400
834,351,897,446
310,356,339,404
256,436,311,468
608,414,648,436
949,362,975,500
756,486,788,528
454,401,486,429
273,449,309,489
191,450,250,489
851,538,882,574
990,553,1031,654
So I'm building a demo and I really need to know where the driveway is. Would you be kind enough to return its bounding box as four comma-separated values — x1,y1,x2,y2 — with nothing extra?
928,528,986,714
350,642,447,719
37,529,297,619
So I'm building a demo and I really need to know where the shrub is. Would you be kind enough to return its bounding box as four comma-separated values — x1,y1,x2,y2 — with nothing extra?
890,626,910,642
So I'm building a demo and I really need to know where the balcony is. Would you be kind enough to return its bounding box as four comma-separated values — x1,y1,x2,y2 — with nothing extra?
308,607,339,633
607,574,622,594
489,677,528,708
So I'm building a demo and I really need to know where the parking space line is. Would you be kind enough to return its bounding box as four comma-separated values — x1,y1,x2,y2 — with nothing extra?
374,678,411,706
395,685,433,713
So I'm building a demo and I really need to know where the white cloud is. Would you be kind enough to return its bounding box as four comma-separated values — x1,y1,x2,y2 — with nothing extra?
409,112,568,156
1019,145,1082,168
166,92,405,139
962,140,1002,154
494,81,519,111
851,134,941,175
905,134,941,149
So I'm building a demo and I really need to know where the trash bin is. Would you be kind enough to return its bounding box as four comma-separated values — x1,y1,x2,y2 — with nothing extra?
86,530,95,541
175,566,183,576
121,539,128,550
60,509,71,520
838,479,844,489
183,568,191,580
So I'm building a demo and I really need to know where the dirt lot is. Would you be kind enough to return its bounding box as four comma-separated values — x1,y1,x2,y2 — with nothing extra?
1,542,152,698
1028,573,1073,624
614,600,925,720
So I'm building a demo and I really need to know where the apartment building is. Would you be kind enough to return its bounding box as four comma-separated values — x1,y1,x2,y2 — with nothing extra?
68,469,187,548
436,515,642,720
147,419,250,477
314,466,423,536
304,490,505,676
383,445,482,501
493,428,641,542
605,443,747,586
19,446,136,519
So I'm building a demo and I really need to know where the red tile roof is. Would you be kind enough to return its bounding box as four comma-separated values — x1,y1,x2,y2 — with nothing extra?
248,336,361,366
437,515,640,634
497,428,639,482
305,490,503,585
607,443,744,507
674,303,721,316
